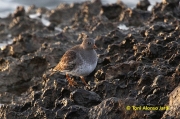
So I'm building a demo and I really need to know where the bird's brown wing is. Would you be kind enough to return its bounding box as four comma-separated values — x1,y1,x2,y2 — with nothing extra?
54,50,77,72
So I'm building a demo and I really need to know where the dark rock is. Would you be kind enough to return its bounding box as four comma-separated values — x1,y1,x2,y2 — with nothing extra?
4,33,37,58
136,0,150,11
175,64,180,75
0,55,47,95
89,97,139,119
143,43,165,59
20,102,32,112
48,3,80,24
89,97,124,119
32,91,42,101
158,96,169,105
95,36,116,49
120,8,151,26
56,105,89,119
8,16,44,36
146,94,158,105
93,81,118,99
168,53,180,66
91,22,116,36
138,72,154,86
0,0,180,118
151,75,165,87
162,86,180,118
140,85,151,94
94,69,106,81
26,4,37,14
12,6,26,17
163,0,179,4
105,63,130,80
150,22,175,32
70,89,101,107
54,97,74,110
101,3,125,20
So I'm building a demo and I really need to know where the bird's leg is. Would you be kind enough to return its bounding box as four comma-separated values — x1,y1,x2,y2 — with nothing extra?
80,76,88,85
66,74,77,86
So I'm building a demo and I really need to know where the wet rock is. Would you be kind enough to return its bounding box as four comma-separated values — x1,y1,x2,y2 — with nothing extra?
70,89,101,107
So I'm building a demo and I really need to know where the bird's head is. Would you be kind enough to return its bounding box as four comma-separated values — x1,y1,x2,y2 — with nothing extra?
81,38,97,50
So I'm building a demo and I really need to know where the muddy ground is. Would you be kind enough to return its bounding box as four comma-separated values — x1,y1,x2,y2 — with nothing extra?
0,0,180,119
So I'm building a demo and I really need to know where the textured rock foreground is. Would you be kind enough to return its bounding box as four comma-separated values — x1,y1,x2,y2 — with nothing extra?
0,0,180,119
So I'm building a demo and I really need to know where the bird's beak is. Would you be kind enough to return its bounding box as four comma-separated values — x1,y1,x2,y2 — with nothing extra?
93,45,97,49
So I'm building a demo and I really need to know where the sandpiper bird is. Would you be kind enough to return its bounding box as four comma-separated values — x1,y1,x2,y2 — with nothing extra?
53,37,98,86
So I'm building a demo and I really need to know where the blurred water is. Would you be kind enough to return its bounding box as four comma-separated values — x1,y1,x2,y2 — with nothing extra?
0,0,162,18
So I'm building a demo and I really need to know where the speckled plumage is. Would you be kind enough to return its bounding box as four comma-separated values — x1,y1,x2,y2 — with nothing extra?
54,38,98,86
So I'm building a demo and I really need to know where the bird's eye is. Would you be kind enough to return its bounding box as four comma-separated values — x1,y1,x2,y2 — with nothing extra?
87,42,91,45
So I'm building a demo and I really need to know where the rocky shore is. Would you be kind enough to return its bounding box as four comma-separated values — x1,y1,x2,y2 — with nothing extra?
0,0,180,118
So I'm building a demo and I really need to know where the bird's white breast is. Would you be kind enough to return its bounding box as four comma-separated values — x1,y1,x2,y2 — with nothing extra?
70,60,97,76
67,49,98,76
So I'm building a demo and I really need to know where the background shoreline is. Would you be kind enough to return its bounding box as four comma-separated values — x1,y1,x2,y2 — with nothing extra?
0,0,162,18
